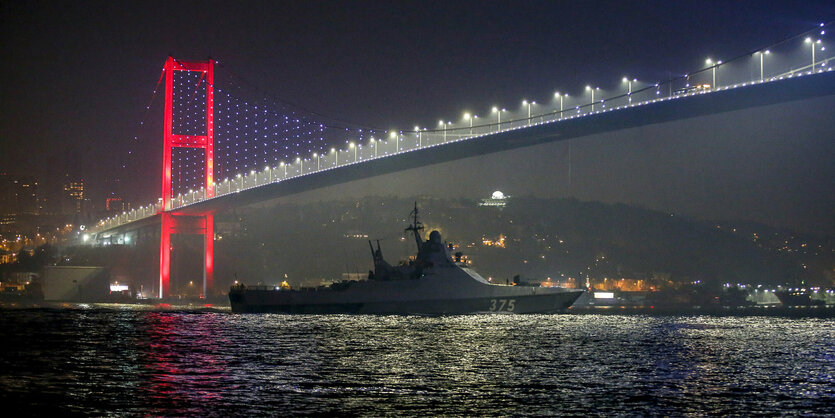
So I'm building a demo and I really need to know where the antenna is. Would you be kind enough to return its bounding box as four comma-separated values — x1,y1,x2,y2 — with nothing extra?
405,202,424,253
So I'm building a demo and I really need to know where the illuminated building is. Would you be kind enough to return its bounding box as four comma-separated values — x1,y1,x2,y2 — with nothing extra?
481,234,506,248
479,190,509,208
106,197,125,213
63,178,85,215
0,175,41,216
105,177,125,213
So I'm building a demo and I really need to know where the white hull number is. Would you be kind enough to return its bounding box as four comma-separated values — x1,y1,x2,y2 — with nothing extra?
489,299,516,312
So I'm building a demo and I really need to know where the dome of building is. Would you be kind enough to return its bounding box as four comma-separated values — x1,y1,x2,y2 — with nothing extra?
491,191,505,200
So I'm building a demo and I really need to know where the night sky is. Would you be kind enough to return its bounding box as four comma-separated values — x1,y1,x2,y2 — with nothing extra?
1,1,833,232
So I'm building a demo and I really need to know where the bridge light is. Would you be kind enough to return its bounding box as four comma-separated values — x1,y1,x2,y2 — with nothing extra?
706,58,721,89
389,131,397,139
586,86,599,111
330,148,335,153
492,107,505,130
622,77,637,104
523,100,536,123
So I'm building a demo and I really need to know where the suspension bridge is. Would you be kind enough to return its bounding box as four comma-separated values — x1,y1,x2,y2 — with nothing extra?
87,26,835,299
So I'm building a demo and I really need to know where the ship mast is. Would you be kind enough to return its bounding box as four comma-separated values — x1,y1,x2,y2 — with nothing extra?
405,201,424,254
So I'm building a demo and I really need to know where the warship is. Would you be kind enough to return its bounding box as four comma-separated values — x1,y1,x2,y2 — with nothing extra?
229,204,584,314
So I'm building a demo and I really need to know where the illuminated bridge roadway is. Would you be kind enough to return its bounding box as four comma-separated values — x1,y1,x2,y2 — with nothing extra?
94,68,835,238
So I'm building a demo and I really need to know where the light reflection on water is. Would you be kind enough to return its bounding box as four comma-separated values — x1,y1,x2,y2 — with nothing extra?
0,307,832,415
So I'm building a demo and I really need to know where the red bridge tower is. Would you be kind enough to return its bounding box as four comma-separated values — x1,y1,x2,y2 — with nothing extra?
159,57,215,299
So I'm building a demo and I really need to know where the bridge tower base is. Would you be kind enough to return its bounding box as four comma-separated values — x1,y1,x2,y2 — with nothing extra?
159,213,213,299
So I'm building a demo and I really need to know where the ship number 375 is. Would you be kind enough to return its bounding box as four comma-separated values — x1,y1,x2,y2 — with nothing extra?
489,299,515,312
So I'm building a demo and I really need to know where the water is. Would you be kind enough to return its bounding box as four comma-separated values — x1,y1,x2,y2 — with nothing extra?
0,306,832,416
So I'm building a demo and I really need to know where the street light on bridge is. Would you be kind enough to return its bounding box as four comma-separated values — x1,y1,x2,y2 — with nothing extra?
491,107,505,131
349,142,357,162
390,131,398,152
522,100,536,125
331,148,336,166
415,126,422,147
439,120,448,142
585,85,599,112
370,137,377,157
622,77,636,105
463,113,474,135
805,37,822,71
756,50,770,81
705,58,722,89
313,152,320,170
554,92,567,120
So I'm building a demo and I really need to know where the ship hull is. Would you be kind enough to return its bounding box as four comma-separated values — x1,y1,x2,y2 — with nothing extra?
229,289,583,314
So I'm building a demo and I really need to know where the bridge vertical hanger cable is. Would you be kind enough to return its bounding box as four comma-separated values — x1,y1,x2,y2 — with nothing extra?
214,62,385,133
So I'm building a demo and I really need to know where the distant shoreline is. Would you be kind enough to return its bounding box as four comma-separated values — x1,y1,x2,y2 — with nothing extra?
0,301,833,318
568,305,835,318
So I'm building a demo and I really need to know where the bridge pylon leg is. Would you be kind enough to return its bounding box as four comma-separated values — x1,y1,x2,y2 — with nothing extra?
158,213,214,299
203,214,214,298
159,212,172,299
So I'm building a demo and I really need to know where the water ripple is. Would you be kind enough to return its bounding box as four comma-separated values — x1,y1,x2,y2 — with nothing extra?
0,308,831,415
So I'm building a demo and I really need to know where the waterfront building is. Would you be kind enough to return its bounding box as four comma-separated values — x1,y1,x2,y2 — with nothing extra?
479,190,509,208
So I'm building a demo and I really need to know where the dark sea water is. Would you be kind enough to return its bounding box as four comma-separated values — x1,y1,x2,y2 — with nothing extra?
0,305,832,416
